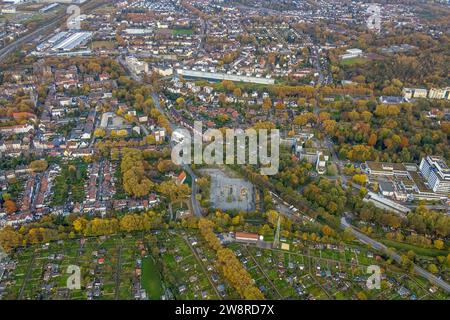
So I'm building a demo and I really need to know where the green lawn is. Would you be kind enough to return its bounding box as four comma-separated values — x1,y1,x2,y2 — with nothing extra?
141,256,163,300
171,28,194,36
339,57,368,66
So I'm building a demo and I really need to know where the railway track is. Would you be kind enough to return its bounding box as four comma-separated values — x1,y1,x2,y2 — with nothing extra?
0,0,108,63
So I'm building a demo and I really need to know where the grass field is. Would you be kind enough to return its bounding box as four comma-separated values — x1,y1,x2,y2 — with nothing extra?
380,239,448,257
141,256,163,300
91,40,116,50
171,28,194,36
339,57,368,66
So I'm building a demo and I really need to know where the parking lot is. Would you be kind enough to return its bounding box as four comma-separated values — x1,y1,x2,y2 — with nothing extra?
210,175,255,212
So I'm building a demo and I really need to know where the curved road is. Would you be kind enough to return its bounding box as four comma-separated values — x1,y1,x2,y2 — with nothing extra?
341,217,450,293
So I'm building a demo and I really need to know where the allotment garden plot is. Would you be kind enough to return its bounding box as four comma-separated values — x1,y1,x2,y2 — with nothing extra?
0,234,149,300
227,242,449,300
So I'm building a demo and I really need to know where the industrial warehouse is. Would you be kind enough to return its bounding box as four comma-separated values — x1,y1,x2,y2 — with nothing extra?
34,30,93,55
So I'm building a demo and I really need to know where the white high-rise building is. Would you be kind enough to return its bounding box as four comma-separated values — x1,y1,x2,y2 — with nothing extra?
419,156,450,194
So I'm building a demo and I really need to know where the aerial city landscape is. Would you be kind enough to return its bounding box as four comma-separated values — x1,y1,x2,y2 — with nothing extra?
0,0,449,303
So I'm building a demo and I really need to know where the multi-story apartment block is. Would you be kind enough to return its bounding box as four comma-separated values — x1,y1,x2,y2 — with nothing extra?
428,88,449,100
419,156,450,194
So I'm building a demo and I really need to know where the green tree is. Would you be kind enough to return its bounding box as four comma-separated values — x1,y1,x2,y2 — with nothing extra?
30,160,48,172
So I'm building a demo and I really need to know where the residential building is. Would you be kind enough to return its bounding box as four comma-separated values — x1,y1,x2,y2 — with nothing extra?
428,88,449,100
125,56,149,75
413,88,428,98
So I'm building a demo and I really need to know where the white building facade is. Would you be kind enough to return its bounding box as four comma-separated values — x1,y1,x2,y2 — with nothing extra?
419,156,450,194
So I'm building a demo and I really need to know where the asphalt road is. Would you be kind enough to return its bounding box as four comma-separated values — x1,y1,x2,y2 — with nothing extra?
341,217,450,293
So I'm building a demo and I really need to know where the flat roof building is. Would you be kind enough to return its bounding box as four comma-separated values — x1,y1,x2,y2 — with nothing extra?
365,161,408,176
379,181,395,197
363,191,410,216
51,32,92,52
340,48,363,60
419,156,450,194
364,160,448,201
177,69,275,85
